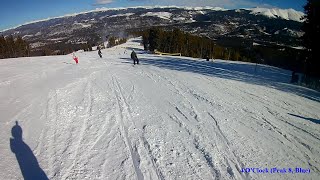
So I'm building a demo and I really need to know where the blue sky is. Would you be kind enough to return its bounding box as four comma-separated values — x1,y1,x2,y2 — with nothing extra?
0,0,307,31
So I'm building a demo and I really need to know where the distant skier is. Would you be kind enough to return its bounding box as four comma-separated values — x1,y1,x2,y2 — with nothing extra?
98,46,102,58
205,54,210,61
291,71,298,83
131,50,139,65
72,53,79,64
204,51,210,61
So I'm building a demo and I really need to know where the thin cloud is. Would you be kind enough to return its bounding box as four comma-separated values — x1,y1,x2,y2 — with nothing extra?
95,0,114,5
126,0,271,9
93,0,277,10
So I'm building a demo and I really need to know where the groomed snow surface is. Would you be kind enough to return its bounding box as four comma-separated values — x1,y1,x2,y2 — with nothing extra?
0,38,319,180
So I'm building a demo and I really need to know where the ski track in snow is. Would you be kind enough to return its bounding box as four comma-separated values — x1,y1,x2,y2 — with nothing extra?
0,38,320,180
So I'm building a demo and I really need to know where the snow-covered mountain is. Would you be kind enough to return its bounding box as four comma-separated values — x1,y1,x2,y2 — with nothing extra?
249,7,304,22
0,38,319,180
0,6,304,52
0,6,303,33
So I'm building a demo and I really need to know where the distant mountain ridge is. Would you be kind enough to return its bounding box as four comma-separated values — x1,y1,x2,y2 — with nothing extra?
0,6,304,33
0,6,304,51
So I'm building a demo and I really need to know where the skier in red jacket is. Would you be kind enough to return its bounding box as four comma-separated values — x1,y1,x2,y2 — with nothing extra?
72,53,79,64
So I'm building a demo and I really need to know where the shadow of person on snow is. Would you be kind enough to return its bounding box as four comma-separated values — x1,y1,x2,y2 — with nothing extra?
10,121,48,180
288,113,320,125
135,56,320,103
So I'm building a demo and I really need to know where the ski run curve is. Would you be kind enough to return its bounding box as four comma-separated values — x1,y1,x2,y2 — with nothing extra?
0,38,320,180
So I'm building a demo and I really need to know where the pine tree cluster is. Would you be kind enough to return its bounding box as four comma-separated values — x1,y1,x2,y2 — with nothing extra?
302,0,320,77
0,35,30,59
82,43,93,52
108,36,127,48
136,28,310,72
141,28,241,61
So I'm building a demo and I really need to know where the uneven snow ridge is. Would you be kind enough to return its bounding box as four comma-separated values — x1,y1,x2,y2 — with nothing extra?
0,38,319,180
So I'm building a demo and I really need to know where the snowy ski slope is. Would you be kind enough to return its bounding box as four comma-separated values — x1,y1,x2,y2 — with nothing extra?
0,38,319,180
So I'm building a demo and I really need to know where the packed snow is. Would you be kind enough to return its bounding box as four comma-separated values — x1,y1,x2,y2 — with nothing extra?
73,23,92,28
30,42,46,48
109,13,135,18
173,17,186,21
0,38,319,180
141,12,173,20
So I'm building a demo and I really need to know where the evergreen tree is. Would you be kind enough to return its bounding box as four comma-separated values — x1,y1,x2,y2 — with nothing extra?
0,36,5,59
7,35,15,58
15,36,26,57
82,44,88,51
0,35,30,58
302,0,320,77
148,28,160,52
107,36,127,48
42,48,52,56
142,32,149,50
108,36,116,47
138,28,249,61
88,44,92,51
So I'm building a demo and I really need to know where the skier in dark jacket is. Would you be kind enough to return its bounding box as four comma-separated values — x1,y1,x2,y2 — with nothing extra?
131,50,139,65
97,46,102,58
205,54,209,61
205,51,210,61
